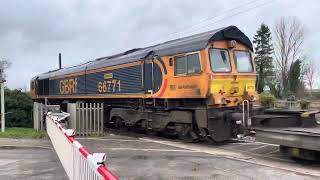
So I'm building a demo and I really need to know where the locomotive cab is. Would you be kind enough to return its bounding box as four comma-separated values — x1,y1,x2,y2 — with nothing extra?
30,77,38,99
207,40,257,108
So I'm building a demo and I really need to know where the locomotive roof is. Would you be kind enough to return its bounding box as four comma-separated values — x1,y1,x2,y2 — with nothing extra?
36,25,252,80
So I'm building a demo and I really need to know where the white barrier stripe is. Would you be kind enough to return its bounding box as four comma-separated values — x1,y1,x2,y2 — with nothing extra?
87,155,99,169
73,140,83,149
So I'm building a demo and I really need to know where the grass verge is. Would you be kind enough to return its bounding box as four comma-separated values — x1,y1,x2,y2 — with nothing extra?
0,127,47,139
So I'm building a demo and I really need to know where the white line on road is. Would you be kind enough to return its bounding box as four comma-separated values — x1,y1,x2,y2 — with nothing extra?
247,144,270,151
76,137,140,141
103,147,195,152
141,138,320,177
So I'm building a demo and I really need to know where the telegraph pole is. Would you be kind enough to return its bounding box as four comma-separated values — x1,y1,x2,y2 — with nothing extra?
0,68,5,132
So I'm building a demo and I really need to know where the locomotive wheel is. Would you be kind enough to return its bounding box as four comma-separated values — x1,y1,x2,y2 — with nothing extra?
143,120,158,136
114,117,127,131
177,126,200,143
145,129,158,137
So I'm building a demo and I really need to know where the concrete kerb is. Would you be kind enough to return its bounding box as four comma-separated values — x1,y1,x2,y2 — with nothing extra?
0,138,52,150
0,145,53,150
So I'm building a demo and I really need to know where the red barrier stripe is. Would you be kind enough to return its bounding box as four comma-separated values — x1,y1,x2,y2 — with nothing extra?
157,79,167,97
97,165,118,180
79,147,90,158
49,115,118,179
64,134,75,143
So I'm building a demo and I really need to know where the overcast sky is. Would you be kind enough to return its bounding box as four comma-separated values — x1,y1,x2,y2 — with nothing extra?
0,0,319,90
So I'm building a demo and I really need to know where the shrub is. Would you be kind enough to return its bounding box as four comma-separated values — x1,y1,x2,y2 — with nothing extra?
2,88,33,128
300,100,311,109
259,92,276,107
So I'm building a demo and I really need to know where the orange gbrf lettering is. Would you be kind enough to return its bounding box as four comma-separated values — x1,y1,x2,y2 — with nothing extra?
59,78,78,95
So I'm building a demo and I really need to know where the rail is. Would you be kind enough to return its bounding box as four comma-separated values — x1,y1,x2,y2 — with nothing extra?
46,112,118,180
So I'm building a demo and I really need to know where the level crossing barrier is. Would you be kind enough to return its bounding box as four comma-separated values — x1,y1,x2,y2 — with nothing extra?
46,112,118,180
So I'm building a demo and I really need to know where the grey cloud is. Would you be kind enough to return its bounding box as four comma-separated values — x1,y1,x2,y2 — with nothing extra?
0,0,319,89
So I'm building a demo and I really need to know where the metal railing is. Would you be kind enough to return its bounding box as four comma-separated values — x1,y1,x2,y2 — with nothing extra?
46,112,117,180
67,103,104,136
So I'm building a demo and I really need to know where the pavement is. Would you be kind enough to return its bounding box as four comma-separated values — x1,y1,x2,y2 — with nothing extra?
0,138,67,180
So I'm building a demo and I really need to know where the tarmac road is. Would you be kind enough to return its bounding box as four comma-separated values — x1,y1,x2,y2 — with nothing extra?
79,134,320,180
1,134,319,180
0,139,67,180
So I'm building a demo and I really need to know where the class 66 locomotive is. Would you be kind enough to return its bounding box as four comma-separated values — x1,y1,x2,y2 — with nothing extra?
30,26,320,160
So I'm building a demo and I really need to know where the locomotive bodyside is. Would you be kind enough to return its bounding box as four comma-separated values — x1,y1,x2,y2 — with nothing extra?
31,26,257,141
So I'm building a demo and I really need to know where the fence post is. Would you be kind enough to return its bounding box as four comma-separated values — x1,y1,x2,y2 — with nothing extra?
101,103,104,136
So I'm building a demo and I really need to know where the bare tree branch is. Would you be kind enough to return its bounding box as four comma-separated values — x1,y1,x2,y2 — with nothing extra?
0,59,11,81
304,60,317,93
273,17,305,95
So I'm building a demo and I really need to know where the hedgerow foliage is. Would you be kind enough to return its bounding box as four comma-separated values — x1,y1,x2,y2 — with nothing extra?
2,88,33,128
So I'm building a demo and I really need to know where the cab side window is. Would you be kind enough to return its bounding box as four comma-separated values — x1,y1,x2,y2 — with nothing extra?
175,53,201,75
175,56,186,75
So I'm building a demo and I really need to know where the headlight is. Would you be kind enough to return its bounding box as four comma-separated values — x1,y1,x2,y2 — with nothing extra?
250,95,256,101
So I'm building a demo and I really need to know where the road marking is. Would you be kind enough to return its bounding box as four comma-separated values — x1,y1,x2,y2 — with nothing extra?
0,145,53,150
247,144,270,152
103,147,195,152
266,149,280,155
77,137,140,141
141,138,320,177
141,138,251,159
0,159,19,166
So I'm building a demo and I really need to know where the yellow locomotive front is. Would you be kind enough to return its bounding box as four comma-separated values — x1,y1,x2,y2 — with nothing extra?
206,40,257,108
201,40,257,142
159,39,257,108
155,37,258,142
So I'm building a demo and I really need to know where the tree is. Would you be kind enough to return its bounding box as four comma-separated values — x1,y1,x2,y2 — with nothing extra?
0,59,11,81
253,23,274,93
287,59,304,95
304,60,317,93
273,17,305,96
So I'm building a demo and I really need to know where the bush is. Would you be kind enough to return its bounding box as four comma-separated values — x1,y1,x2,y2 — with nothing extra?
2,88,33,128
300,100,311,109
259,92,276,107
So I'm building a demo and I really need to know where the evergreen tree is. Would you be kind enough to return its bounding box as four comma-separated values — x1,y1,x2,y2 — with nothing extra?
253,23,274,93
288,60,304,96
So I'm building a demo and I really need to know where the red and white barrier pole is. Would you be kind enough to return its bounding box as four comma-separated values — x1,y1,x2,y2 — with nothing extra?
47,112,118,180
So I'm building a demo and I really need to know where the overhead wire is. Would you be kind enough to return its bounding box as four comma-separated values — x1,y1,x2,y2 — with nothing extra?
166,0,268,38
179,0,275,36
150,0,276,45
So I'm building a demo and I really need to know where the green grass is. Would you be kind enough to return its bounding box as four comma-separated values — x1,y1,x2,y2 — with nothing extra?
0,127,47,139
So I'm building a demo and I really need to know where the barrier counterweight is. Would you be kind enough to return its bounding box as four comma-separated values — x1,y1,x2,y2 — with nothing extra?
46,112,118,180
